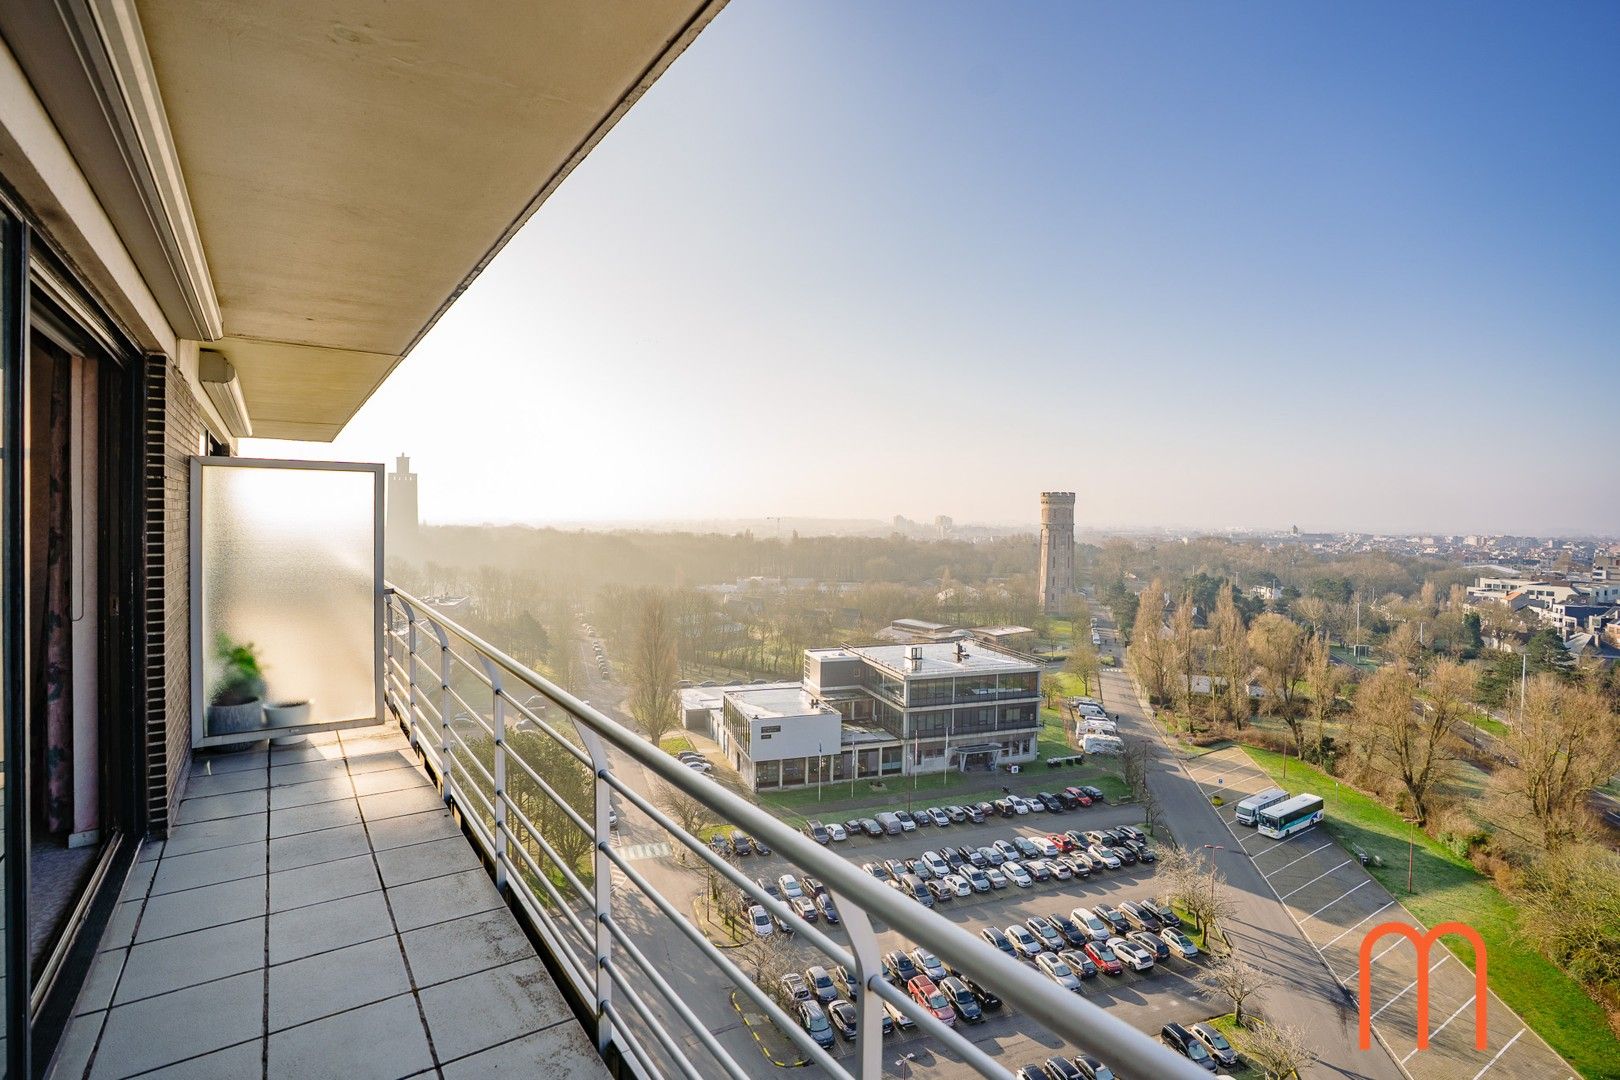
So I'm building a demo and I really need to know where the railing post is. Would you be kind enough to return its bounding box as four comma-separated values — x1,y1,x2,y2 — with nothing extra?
840,894,885,1079
424,617,452,807
403,600,421,749
578,727,615,1058
480,656,509,890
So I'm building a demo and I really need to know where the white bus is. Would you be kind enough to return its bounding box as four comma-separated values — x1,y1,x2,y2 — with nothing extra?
1233,787,1289,827
1257,794,1324,839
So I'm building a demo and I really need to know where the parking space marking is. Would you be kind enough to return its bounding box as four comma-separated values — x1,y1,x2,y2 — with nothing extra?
1468,1028,1523,1079
1371,953,1449,1019
1278,859,1353,899
1243,824,1315,852
1320,900,1394,947
1399,994,1483,1065
1302,879,1371,923
1262,840,1335,878
1370,935,1412,966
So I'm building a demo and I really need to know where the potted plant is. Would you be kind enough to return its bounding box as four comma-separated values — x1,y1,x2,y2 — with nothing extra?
264,698,312,729
208,636,266,736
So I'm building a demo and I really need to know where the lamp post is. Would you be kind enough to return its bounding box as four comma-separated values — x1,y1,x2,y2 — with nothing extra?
816,741,824,801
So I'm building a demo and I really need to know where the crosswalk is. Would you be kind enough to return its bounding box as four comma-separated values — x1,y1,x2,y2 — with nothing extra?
616,841,672,861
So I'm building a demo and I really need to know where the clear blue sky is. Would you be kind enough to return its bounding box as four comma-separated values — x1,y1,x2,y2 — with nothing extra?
249,1,1620,535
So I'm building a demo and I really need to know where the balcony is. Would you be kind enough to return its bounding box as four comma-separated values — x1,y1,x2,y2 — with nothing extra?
47,725,605,1080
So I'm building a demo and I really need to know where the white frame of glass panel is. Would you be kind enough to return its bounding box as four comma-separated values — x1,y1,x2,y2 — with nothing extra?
188,456,384,748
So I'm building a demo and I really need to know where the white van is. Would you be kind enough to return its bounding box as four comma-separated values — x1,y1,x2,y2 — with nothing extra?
1079,718,1117,737
1081,733,1126,755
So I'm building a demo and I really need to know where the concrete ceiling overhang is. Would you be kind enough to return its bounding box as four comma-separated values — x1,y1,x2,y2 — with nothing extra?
6,0,724,440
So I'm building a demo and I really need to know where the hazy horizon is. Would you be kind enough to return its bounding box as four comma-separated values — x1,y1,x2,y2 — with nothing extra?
245,2,1620,536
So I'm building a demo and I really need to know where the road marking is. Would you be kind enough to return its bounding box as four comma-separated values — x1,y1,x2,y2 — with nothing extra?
1320,900,1395,948
1469,1028,1524,1079
618,842,672,861
1371,953,1448,1018
1262,841,1335,878
1279,859,1353,899
1400,994,1482,1063
1302,879,1371,923
1371,936,1409,965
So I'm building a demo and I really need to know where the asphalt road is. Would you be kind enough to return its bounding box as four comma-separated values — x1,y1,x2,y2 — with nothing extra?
1092,637,1404,1079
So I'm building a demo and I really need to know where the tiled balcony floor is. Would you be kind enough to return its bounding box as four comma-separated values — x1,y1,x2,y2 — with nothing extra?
49,725,605,1080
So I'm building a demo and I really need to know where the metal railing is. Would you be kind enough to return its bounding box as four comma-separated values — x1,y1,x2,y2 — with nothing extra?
383,585,1207,1080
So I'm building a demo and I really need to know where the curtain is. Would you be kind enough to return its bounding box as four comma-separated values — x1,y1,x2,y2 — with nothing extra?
36,353,73,835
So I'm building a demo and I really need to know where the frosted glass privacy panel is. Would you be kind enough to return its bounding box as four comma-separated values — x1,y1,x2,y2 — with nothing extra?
193,459,382,745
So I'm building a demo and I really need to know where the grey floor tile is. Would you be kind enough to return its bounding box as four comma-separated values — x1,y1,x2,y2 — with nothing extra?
367,809,458,851
269,798,362,839
122,858,157,899
267,993,431,1080
269,853,381,913
116,918,265,1004
189,748,269,776
387,869,503,932
270,741,333,765
90,970,263,1079
174,788,270,826
346,747,419,776
135,876,266,943
99,901,143,952
269,890,393,964
268,936,410,1031
270,775,356,811
400,908,533,988
184,769,269,799
352,767,432,797
137,1039,263,1080
419,958,571,1063
271,759,352,788
136,840,164,864
439,1022,607,1078
359,787,444,822
165,813,267,858
375,836,481,888
75,948,126,1015
46,1010,103,1080
150,842,266,896
269,822,370,872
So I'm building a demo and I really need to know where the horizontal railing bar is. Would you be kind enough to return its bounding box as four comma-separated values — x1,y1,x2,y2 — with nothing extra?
505,798,592,906
600,962,711,1080
508,882,593,997
505,751,594,838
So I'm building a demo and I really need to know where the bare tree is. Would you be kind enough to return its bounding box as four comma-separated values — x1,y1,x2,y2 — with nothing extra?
1234,1020,1318,1080
1129,579,1172,705
741,930,799,1008
1495,676,1620,849
657,780,712,844
1064,640,1101,697
1369,661,1466,827
1169,594,1205,732
1212,585,1252,729
630,591,681,748
1249,613,1308,720
1304,631,1344,756
1198,955,1275,1026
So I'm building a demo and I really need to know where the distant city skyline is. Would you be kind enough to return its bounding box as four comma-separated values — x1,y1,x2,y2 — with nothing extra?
245,2,1620,534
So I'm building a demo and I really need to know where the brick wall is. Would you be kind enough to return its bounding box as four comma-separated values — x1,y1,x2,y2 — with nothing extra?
142,357,203,834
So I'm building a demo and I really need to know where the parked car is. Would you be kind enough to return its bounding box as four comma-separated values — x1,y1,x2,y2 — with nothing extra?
844,817,864,835
964,867,992,892
1094,904,1131,935
883,999,916,1032
1110,845,1137,866
953,972,1002,1011
1038,791,1064,813
1048,913,1089,948
940,873,972,898
1041,1056,1082,1080
1047,858,1074,881
804,965,839,1003
910,948,947,981
826,822,848,842
894,810,918,831
940,976,983,1023
1143,898,1182,928
1161,927,1199,959
1057,948,1098,979
876,812,903,836
993,798,1015,817
881,950,920,984
830,963,860,1000
815,893,840,924
1058,854,1091,878
790,895,817,922
925,879,955,904
827,999,859,1040
945,848,966,870
968,803,990,823
944,804,968,823
860,818,885,838
1005,924,1045,958
1025,916,1065,951
1013,836,1040,859
709,833,734,857
1079,785,1105,802
1082,940,1123,975
731,832,753,856
1032,835,1061,858
1129,930,1171,962
747,906,773,937
778,874,804,899
1062,786,1094,807
984,865,1008,888
1035,952,1083,992
1047,832,1076,853
902,874,934,907
751,835,772,855
1073,1055,1116,1080
1161,1023,1217,1071
907,975,957,1026
980,927,1016,957
798,1000,835,1049
780,972,811,1002
921,850,950,877
1108,936,1155,972
927,806,951,827
979,844,1005,866
1070,907,1112,942
1131,842,1157,863
1087,845,1121,870
1120,901,1161,932
1002,860,1034,888
1189,1022,1239,1068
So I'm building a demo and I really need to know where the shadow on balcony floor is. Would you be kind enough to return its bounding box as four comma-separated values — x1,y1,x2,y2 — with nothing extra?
48,724,606,1080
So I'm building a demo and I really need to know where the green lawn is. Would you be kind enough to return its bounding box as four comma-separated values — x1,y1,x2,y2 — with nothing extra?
1244,747,1620,1080
1469,711,1509,739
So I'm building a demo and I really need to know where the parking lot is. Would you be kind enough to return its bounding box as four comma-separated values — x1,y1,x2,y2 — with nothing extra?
1181,745,1575,1080
709,797,1224,1076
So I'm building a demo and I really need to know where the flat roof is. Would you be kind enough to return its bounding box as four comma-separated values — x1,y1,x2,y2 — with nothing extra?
843,641,1039,677
726,685,839,721
971,625,1034,636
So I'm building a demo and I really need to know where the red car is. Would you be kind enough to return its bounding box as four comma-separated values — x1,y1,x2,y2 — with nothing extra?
1047,832,1076,853
906,975,958,1026
1062,786,1094,807
1083,941,1123,975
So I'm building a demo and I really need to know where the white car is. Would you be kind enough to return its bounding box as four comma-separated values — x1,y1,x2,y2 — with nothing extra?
1035,952,1082,992
964,868,992,892
1002,860,1033,888
684,760,713,774
748,905,774,937
1071,907,1111,942
1162,928,1200,959
1047,859,1074,881
992,839,1019,860
1108,936,1154,972
910,948,947,980
1005,924,1044,958
1010,797,1030,816
1087,845,1122,870
1033,836,1060,858
778,875,804,899
826,822,847,842
940,873,972,898
921,850,950,878
984,866,1008,889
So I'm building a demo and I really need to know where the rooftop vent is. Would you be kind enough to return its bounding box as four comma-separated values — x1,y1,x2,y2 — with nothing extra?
906,645,923,671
